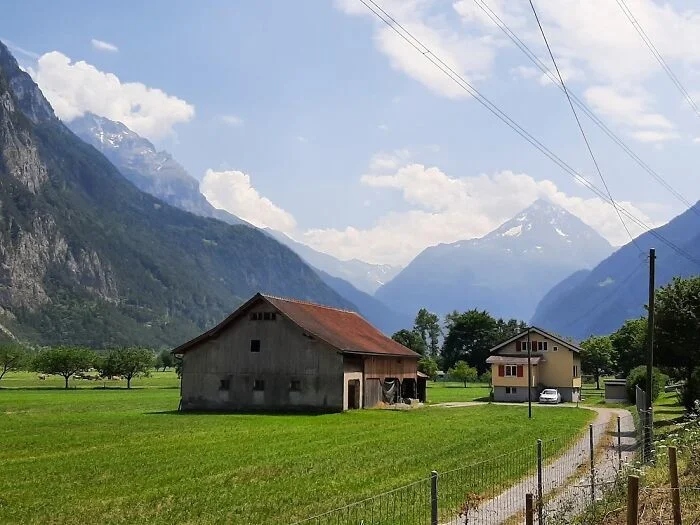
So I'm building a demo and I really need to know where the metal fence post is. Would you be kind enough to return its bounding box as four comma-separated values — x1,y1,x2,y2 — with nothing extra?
537,439,543,524
430,470,438,525
589,424,595,502
617,416,622,471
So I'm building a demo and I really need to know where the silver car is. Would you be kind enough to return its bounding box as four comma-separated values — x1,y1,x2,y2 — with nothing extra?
538,388,561,404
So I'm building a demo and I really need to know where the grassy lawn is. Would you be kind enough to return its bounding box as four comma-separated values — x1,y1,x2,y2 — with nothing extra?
426,381,492,403
1,373,594,524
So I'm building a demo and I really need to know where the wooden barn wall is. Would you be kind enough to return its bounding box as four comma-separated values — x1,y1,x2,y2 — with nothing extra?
180,300,344,412
363,355,418,380
363,378,382,408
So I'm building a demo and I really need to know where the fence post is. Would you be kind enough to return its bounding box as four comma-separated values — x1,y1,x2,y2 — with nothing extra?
537,439,543,524
668,446,682,525
627,475,639,525
430,470,438,525
617,416,622,471
526,493,534,525
589,424,595,502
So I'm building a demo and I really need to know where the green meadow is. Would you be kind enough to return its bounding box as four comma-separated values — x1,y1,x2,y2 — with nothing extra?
0,372,594,524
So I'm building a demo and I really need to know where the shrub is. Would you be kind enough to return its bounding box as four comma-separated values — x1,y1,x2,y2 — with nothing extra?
680,369,700,411
626,365,666,404
478,370,491,384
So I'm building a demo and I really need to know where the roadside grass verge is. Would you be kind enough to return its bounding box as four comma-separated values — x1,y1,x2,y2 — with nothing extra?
0,379,593,525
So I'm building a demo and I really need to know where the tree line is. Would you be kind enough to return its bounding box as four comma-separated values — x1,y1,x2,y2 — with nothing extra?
394,276,700,410
0,345,176,389
391,308,527,383
579,276,700,409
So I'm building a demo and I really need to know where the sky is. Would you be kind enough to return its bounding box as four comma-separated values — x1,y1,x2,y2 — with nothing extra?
2,0,700,266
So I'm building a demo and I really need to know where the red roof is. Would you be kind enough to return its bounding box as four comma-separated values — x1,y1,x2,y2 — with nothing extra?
172,293,419,358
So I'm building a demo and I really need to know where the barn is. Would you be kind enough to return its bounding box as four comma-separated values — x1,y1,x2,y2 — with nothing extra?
172,293,423,412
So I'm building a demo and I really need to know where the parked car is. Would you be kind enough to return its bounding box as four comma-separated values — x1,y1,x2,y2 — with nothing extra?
538,388,561,404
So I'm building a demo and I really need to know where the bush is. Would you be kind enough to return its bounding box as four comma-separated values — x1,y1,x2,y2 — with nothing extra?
626,365,667,404
680,369,700,411
478,370,491,384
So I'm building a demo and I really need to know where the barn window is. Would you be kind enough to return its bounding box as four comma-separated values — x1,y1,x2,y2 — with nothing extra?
250,339,261,352
253,379,265,391
290,379,301,392
249,312,261,321
263,312,271,320
219,378,231,391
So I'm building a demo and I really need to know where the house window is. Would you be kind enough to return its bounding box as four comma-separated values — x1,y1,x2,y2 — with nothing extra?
573,365,579,377
538,341,544,351
290,379,301,392
219,378,231,391
542,342,548,351
553,346,558,352
519,341,526,352
253,379,265,391
506,387,517,394
504,365,517,377
250,339,261,353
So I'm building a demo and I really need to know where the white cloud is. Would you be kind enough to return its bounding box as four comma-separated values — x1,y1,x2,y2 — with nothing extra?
299,158,661,265
584,85,677,142
201,169,297,233
198,154,662,265
377,123,389,131
337,1,700,144
91,39,118,53
296,135,308,143
335,0,499,98
220,114,244,127
692,136,700,143
629,130,680,143
32,51,194,139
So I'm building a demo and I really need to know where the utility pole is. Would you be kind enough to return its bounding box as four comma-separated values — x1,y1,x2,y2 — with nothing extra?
527,327,532,419
645,248,656,461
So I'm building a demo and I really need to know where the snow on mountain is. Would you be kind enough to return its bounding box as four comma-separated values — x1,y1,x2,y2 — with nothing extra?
375,199,613,321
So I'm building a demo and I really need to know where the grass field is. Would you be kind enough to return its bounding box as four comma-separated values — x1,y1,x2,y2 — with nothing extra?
426,381,491,403
1,372,595,524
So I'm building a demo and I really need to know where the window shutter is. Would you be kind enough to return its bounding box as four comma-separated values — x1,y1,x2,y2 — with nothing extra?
517,365,523,377
498,365,505,377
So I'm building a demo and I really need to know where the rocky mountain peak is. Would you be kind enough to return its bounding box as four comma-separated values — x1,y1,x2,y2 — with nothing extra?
0,41,55,124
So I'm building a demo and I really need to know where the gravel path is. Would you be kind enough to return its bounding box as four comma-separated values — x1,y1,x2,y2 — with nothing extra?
435,405,636,525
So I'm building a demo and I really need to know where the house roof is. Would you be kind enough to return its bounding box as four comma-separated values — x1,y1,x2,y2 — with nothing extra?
488,326,581,355
172,293,419,358
486,355,543,365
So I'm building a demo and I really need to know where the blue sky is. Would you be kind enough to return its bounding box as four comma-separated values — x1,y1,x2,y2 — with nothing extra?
2,0,700,265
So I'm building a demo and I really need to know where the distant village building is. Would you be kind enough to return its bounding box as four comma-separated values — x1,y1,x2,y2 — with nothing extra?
486,327,582,403
172,293,423,412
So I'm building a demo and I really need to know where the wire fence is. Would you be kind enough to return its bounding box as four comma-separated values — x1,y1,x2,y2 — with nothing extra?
294,413,640,525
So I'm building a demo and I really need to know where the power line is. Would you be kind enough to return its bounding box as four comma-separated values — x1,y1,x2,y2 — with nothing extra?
471,0,700,219
527,0,642,253
356,0,700,268
615,0,700,119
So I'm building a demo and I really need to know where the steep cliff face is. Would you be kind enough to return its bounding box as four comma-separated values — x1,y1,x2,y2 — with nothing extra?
0,41,353,348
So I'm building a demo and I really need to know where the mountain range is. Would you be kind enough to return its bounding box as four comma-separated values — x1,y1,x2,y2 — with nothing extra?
376,199,613,321
0,40,353,347
531,202,700,339
68,111,407,333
